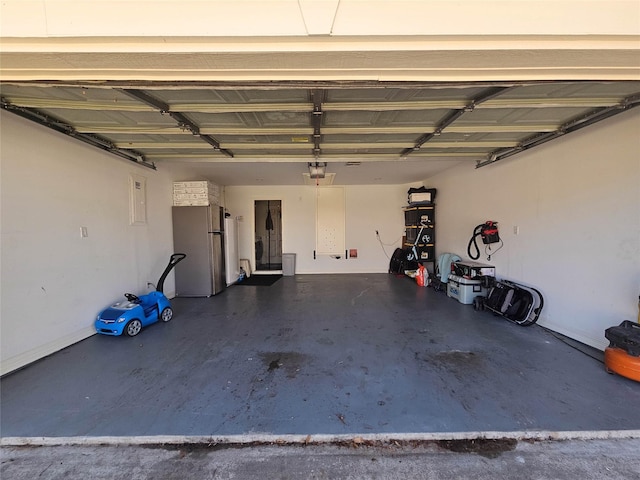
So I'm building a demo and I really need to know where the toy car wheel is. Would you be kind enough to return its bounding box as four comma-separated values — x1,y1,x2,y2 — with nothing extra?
160,307,173,322
124,319,142,337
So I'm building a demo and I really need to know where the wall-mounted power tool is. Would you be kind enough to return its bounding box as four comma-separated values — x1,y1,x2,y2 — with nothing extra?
467,221,503,261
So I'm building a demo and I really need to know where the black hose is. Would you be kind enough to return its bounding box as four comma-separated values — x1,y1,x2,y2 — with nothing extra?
467,225,483,260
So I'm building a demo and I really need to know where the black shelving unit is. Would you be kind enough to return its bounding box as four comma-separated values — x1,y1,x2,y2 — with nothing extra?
403,205,436,267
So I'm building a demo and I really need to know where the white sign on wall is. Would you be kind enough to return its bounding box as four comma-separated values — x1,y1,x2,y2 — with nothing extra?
315,187,345,256
129,174,147,225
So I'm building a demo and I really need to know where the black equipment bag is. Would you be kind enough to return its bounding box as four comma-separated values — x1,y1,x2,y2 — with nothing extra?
605,321,640,356
389,248,418,274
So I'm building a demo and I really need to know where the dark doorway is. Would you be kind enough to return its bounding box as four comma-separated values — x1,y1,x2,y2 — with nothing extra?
254,200,282,272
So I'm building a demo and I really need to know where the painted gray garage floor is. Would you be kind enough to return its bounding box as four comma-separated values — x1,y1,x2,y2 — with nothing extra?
1,274,639,437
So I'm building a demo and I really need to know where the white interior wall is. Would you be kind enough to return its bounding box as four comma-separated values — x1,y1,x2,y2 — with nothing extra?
0,112,409,375
0,112,177,375
3,2,638,83
426,109,640,350
2,108,637,375
4,0,637,37
224,185,407,274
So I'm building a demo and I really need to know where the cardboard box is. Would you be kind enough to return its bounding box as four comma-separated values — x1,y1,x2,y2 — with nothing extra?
172,181,220,206
408,192,433,204
173,199,214,206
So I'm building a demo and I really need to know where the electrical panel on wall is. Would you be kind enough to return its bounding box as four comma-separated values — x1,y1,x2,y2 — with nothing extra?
315,187,345,256
129,174,147,225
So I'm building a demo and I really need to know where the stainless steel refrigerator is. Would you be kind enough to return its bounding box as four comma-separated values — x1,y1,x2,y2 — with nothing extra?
172,205,226,296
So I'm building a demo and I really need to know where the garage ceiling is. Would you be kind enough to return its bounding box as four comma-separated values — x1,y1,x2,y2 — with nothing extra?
1,80,639,185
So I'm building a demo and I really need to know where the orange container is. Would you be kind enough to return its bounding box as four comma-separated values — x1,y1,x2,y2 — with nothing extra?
605,347,640,382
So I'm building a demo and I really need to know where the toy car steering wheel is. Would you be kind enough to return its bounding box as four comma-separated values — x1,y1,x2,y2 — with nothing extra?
125,293,141,303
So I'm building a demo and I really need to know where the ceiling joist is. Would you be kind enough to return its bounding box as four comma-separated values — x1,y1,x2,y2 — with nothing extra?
145,152,481,162
310,89,325,160
5,96,632,113
116,141,518,150
120,89,234,158
72,124,560,136
401,86,512,157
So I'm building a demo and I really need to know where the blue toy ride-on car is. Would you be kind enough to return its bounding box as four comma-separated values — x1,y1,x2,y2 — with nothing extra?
95,253,186,337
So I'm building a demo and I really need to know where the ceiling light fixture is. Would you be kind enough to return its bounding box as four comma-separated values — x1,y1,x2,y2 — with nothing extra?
308,161,327,179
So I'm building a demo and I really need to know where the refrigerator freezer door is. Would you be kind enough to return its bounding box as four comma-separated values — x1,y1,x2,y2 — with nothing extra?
224,217,240,286
209,205,224,233
173,206,214,296
210,232,226,294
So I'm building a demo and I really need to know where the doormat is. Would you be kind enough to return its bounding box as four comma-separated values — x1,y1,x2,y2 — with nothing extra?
237,275,282,286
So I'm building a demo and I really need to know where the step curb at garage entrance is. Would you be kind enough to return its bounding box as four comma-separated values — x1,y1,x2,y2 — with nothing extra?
3,429,640,448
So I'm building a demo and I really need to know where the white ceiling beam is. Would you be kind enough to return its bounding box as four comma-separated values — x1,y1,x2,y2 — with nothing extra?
1,97,155,111
146,152,480,162
120,141,516,150
199,127,314,135
171,102,313,113
445,125,557,133
2,1,638,81
321,101,467,111
115,142,210,149
479,97,628,109
223,142,413,150
73,124,558,135
74,126,187,134
5,96,630,114
2,56,637,82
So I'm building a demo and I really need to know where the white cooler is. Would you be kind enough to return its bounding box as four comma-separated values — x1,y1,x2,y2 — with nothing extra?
447,274,488,305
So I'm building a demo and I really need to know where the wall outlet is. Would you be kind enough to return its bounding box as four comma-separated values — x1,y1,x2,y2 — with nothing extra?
80,226,88,238
513,225,519,235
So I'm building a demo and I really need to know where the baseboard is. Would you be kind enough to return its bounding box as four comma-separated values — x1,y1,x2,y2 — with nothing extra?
537,317,608,352
0,326,96,377
294,270,391,275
